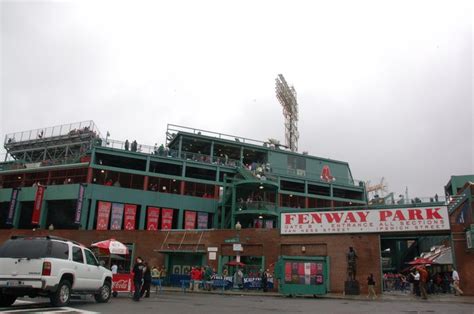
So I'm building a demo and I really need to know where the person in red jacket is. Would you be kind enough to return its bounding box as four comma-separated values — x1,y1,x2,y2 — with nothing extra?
418,266,429,300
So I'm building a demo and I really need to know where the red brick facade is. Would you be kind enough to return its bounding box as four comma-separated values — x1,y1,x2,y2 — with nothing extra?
0,229,382,294
449,184,474,296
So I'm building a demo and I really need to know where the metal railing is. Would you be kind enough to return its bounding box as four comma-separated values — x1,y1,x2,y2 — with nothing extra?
98,138,156,154
0,155,86,172
97,140,241,168
373,196,447,206
237,201,277,212
167,124,270,147
261,165,365,188
4,120,101,145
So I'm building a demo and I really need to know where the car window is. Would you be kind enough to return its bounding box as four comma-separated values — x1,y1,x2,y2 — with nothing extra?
0,239,48,258
50,241,69,260
72,246,84,263
84,249,99,266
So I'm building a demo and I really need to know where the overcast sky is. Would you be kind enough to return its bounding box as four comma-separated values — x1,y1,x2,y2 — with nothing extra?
1,0,473,199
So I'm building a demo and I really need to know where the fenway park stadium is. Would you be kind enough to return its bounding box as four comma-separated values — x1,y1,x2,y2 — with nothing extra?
0,120,473,296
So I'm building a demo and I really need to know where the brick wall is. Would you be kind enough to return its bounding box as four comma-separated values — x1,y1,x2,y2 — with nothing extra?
0,228,382,294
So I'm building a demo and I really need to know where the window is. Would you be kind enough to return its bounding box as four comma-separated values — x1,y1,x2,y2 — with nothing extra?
287,156,306,174
72,246,84,263
0,239,48,258
50,242,69,260
84,249,99,266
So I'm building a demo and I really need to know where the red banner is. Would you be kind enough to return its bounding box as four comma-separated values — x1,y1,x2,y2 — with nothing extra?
124,204,137,230
31,186,46,225
147,207,160,231
161,208,174,230
184,211,196,230
96,201,112,230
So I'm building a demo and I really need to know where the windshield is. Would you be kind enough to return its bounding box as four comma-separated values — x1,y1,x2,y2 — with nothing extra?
0,238,69,259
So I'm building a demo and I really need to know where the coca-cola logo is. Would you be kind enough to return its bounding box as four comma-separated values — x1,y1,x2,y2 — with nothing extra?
113,279,129,290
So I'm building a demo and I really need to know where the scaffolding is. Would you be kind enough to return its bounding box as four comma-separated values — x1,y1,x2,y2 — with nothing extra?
3,120,101,163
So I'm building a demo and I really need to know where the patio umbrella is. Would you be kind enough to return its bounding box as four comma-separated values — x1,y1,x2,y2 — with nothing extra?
226,261,246,267
407,258,433,265
91,239,129,255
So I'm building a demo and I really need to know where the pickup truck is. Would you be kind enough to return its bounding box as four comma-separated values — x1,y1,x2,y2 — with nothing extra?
0,235,113,307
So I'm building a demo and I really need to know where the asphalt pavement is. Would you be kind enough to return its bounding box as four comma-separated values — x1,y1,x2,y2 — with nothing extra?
1,290,474,313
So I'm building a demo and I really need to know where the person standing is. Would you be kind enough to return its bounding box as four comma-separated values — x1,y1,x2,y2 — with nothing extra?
124,139,129,151
132,257,145,301
413,270,421,296
418,266,429,300
141,262,152,298
261,269,269,292
111,263,118,275
452,268,464,296
367,273,376,299
235,268,244,289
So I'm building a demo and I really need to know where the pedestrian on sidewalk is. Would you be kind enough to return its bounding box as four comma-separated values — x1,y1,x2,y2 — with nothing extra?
261,269,269,292
413,270,421,297
452,268,464,296
140,262,152,298
418,266,429,300
132,257,145,302
367,273,376,299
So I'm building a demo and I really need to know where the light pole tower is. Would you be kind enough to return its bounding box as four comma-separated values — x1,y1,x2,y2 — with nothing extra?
275,74,299,152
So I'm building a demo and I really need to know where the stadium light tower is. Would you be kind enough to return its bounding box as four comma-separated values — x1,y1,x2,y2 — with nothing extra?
275,74,299,152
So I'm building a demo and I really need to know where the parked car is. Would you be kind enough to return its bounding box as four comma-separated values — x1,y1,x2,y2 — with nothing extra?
0,235,113,307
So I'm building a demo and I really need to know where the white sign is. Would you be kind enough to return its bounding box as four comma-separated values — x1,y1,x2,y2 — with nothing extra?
281,206,450,235
233,244,243,251
209,252,217,260
207,247,218,252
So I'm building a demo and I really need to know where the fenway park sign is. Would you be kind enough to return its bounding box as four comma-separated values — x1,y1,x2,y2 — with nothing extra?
281,206,450,234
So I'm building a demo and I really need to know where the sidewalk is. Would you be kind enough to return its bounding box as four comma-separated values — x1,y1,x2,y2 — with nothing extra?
156,286,474,304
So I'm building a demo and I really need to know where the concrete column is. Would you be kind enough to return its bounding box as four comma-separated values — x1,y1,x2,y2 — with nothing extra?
139,204,147,230
143,176,149,191
177,208,184,229
39,200,48,229
87,199,97,230
12,200,22,229
210,141,214,163
80,198,89,230
86,167,93,183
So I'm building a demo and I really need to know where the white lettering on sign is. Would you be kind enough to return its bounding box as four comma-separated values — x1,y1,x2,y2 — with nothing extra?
280,206,450,235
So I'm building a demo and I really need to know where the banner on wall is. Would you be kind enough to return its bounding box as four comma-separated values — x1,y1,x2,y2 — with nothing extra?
110,203,125,230
281,206,450,235
31,186,46,225
96,201,112,230
6,188,20,225
161,208,174,230
124,204,137,230
254,219,263,229
184,211,197,230
265,219,273,229
74,184,86,225
197,212,208,229
147,207,160,231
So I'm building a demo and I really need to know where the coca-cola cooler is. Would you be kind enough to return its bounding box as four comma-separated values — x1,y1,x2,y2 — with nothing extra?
112,273,135,297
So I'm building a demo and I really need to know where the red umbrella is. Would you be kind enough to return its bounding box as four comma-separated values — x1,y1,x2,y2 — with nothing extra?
225,261,246,267
408,258,433,265
91,239,129,255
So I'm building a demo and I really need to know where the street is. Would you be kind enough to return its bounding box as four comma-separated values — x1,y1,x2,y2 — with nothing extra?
1,292,473,314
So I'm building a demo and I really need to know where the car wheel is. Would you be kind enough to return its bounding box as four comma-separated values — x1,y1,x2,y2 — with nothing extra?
112,291,118,298
50,280,71,307
95,281,111,303
0,294,17,307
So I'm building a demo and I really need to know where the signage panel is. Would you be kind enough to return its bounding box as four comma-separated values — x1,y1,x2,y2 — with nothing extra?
281,206,450,235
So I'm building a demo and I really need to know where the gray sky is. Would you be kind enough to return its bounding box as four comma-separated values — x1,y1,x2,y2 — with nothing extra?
1,0,473,199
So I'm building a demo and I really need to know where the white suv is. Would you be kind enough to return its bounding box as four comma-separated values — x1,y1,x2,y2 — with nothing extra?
0,235,113,307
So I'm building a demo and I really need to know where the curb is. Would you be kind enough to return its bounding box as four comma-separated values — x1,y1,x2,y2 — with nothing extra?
156,288,474,304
